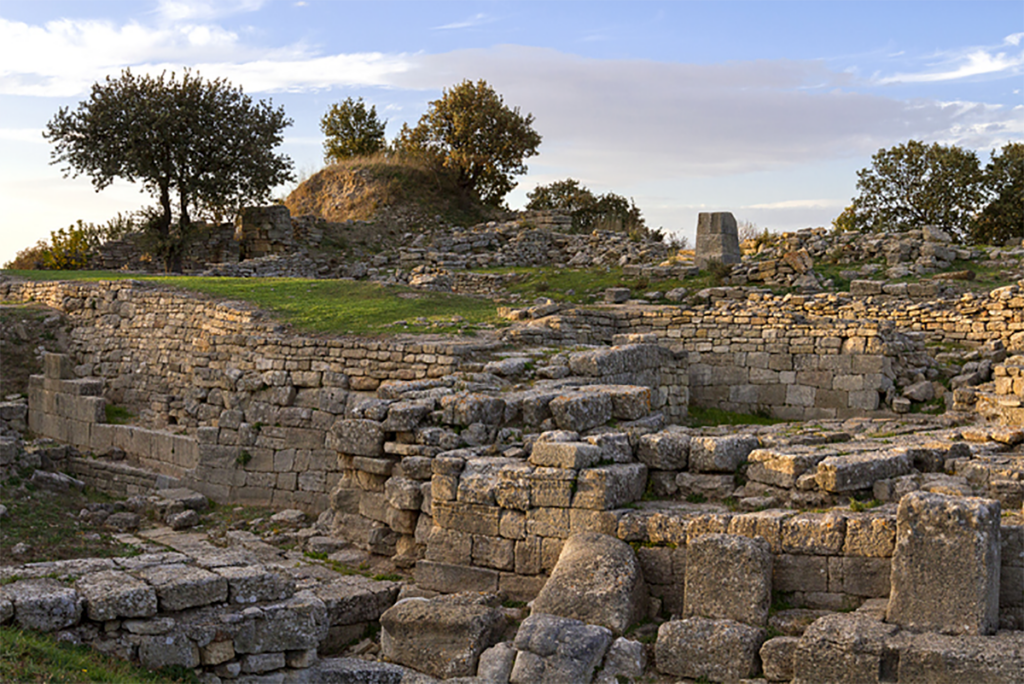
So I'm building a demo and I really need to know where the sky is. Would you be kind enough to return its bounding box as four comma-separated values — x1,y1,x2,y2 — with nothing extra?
0,0,1022,265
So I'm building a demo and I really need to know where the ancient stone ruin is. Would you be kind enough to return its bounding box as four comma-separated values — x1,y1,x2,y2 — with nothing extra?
2,211,1024,683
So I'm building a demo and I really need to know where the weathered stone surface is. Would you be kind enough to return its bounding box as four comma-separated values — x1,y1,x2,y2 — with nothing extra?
382,401,432,432
896,630,1024,684
458,457,517,506
637,430,690,470
655,616,765,682
380,593,506,679
313,575,400,627
595,636,647,684
816,450,912,492
477,641,516,684
75,570,157,621
761,636,800,682
310,657,411,683
510,613,613,684
330,419,385,456
571,464,647,510
238,596,327,654
887,491,1001,636
549,392,613,432
442,393,506,426
747,448,827,488
385,477,424,511
532,532,647,636
695,211,741,269
791,613,898,684
529,440,601,470
414,560,499,594
133,564,228,612
685,533,771,627
138,631,200,670
213,565,294,604
689,435,759,473
0,579,83,631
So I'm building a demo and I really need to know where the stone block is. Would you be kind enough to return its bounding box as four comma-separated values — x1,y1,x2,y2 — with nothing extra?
843,510,897,557
655,617,765,682
816,450,912,492
329,419,385,456
572,464,647,510
496,462,533,511
472,534,515,571
637,430,690,470
458,457,517,506
75,570,157,621
313,575,400,626
432,500,501,537
526,507,571,539
511,613,613,684
782,512,846,555
240,596,326,654
840,555,890,598
887,491,1001,635
214,565,294,604
139,632,200,670
380,592,506,679
549,392,613,432
413,560,499,594
0,579,83,631
773,554,828,593
896,630,1024,683
791,613,898,684
529,440,602,469
133,564,227,612
385,477,423,511
761,635,799,682
690,435,759,473
240,652,286,674
532,532,647,636
685,533,771,627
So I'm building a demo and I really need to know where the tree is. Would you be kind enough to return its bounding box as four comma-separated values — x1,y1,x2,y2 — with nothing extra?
45,69,294,271
848,140,984,241
526,178,653,239
970,142,1024,245
396,80,541,206
320,96,387,162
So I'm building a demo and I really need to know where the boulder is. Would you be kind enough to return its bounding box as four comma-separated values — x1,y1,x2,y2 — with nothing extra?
792,613,898,684
380,593,507,679
510,613,613,684
532,532,647,636
0,579,83,631
690,435,759,473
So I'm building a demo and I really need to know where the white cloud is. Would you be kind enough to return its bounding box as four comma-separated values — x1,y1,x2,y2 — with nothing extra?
434,13,493,31
0,128,45,143
155,0,266,22
876,35,1024,84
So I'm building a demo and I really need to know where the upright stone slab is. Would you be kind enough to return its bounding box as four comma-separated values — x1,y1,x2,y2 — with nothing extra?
531,532,647,636
684,533,772,627
886,491,1001,635
695,212,740,269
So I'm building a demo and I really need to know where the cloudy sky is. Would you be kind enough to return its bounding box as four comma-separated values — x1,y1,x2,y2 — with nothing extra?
1,0,1021,264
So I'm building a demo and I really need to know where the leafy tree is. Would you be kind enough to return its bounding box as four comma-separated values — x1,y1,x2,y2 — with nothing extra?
320,96,387,162
848,140,984,241
45,69,294,271
970,142,1024,245
526,178,654,239
396,79,541,206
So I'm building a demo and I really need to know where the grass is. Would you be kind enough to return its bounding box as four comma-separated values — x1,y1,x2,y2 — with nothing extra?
686,406,785,427
2,271,502,336
104,405,134,425
0,626,200,683
471,265,695,304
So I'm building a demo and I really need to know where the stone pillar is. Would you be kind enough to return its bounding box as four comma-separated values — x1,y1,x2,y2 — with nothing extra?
694,212,740,269
886,491,1001,635
234,205,294,259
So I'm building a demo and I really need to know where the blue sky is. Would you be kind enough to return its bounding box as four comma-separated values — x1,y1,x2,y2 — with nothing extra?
1,0,1021,264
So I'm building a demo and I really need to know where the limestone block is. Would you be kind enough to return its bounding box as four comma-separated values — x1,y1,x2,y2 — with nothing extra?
510,613,613,684
44,353,74,379
887,491,1001,635
214,565,295,604
432,500,501,537
139,632,200,670
843,510,897,557
478,642,517,684
584,431,634,463
774,554,828,593
75,570,157,621
313,575,400,627
200,640,235,666
782,512,847,555
792,613,898,684
529,441,601,469
329,419,385,456
472,534,514,571
382,401,431,432
816,450,912,492
571,464,647,510
0,579,83,631
380,593,506,679
728,509,795,554
637,430,690,470
655,617,765,682
675,472,736,499
239,596,327,654
694,211,741,268
526,507,571,538
690,435,759,473
385,477,423,511
549,392,613,432
600,385,653,420
496,462,533,511
414,560,499,594
839,556,890,598
133,564,228,612
532,532,647,636
596,636,646,684
685,534,771,627
528,467,576,508
458,457,518,506
441,393,506,426
747,448,827,488
761,635,799,682
426,526,472,565
896,630,1024,683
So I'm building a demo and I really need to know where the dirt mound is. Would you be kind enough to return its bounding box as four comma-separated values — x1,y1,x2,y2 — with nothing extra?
0,303,70,397
284,154,496,230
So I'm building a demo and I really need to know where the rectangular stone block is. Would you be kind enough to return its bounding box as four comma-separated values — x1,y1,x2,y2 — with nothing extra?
773,554,828,593
887,492,1001,635
526,507,571,539
571,464,647,510
75,570,157,621
782,512,846,556
132,564,227,612
432,500,501,537
816,451,912,493
529,441,602,469
413,560,499,594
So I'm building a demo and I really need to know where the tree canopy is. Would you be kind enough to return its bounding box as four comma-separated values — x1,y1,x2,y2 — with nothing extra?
321,96,387,162
45,68,294,271
970,142,1024,246
846,140,984,241
526,178,652,239
396,80,541,206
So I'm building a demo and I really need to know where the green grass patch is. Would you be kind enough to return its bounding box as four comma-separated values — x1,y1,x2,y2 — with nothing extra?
686,406,784,427
0,625,201,683
1,271,501,336
104,404,134,425
471,265,697,304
